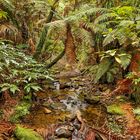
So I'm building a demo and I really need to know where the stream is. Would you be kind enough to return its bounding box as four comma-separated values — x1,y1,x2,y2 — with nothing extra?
22,78,111,139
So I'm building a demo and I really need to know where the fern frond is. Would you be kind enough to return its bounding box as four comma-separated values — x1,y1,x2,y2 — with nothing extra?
118,20,135,27
115,53,131,69
94,58,112,83
45,7,108,29
0,0,14,11
74,28,94,46
94,12,118,24
103,29,117,46
66,7,108,22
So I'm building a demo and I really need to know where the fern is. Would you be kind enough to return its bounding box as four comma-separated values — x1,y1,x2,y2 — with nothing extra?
103,29,117,46
45,7,108,29
106,64,120,83
94,58,112,83
94,12,118,24
115,53,132,69
0,44,52,98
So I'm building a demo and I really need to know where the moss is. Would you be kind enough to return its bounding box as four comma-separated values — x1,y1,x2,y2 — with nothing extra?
14,125,43,140
107,104,124,115
10,102,31,123
85,95,100,104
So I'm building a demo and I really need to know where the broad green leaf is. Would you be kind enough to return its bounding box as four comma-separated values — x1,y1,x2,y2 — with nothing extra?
94,58,112,83
107,72,114,83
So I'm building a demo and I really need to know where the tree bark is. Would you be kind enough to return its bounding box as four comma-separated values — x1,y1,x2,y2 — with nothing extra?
46,49,65,69
34,0,59,58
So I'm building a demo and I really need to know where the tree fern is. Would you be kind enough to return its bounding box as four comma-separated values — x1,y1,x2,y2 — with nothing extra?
94,12,118,24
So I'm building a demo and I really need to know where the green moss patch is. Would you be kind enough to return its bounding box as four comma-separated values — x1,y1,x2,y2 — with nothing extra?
107,104,124,115
14,125,43,140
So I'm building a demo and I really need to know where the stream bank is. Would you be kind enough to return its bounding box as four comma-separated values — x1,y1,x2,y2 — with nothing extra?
0,76,140,139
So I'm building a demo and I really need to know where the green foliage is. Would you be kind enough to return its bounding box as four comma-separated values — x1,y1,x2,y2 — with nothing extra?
127,72,140,103
94,58,112,83
14,125,43,140
0,83,20,94
0,43,53,98
24,83,42,93
100,49,132,69
133,108,140,115
94,49,131,83
1,0,140,85
0,10,7,19
10,102,31,123
96,6,140,47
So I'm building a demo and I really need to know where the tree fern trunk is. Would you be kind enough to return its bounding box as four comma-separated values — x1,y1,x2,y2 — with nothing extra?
46,49,65,69
33,25,49,58
65,23,76,65
115,0,121,6
34,0,59,58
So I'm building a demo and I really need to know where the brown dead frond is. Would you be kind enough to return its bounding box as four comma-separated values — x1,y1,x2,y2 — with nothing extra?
0,23,22,43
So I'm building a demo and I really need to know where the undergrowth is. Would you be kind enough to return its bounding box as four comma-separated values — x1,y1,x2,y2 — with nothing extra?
0,43,53,99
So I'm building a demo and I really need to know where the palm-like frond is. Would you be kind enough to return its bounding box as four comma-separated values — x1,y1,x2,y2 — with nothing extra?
94,58,112,83
43,7,108,29
94,12,118,24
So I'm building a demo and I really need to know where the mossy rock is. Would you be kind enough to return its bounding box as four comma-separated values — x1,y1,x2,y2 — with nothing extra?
14,125,43,140
84,95,100,104
107,104,124,115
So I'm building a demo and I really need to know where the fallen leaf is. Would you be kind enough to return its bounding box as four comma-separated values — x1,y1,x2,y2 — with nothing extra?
44,108,52,114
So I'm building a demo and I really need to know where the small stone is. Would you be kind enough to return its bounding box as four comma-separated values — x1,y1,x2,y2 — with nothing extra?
55,125,73,138
84,95,100,104
73,119,81,130
128,135,136,140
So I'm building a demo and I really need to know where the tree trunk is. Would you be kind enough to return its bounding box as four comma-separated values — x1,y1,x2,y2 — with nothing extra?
65,23,76,65
46,49,65,69
34,0,59,58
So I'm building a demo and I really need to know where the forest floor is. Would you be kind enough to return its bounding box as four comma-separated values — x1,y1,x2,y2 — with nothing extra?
0,70,140,140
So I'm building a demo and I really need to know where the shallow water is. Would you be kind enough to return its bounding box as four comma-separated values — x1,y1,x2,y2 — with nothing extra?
23,88,106,129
